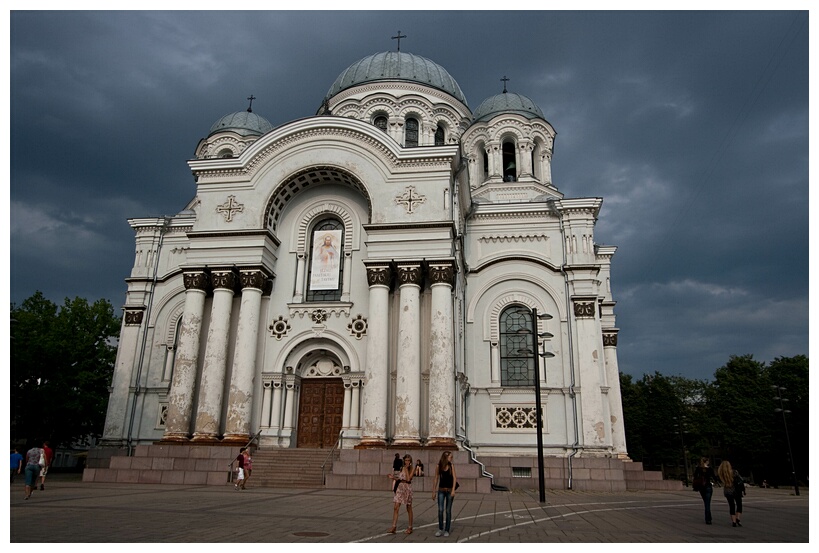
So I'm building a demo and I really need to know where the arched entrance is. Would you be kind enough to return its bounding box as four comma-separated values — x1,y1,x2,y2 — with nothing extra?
296,357,345,448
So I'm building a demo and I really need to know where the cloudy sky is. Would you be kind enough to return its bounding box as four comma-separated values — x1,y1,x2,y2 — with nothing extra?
8,8,810,382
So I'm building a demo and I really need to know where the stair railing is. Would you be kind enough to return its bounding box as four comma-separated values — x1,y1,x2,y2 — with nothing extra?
321,430,344,485
226,429,263,483
456,432,509,491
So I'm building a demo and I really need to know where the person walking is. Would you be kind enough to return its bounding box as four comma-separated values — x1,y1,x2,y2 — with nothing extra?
39,440,53,490
693,457,717,525
241,448,252,490
11,448,23,484
431,450,458,537
387,454,414,534
23,443,44,500
717,460,745,527
234,448,246,490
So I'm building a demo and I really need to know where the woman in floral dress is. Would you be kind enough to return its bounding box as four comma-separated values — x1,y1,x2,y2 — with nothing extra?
387,454,414,534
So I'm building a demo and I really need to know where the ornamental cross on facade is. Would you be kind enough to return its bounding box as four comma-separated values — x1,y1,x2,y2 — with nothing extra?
395,185,426,214
216,195,244,222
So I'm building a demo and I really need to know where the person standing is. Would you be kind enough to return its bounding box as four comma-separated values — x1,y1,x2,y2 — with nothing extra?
39,440,53,490
234,448,246,490
387,454,414,534
241,448,252,490
10,448,23,483
23,443,43,500
392,452,403,493
432,450,458,537
717,460,744,527
693,457,717,524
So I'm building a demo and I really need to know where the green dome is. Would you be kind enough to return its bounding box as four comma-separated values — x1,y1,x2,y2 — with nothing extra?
326,51,468,106
208,110,273,137
472,92,544,122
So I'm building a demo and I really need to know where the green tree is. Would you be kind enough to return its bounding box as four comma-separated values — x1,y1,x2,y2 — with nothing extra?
11,291,120,448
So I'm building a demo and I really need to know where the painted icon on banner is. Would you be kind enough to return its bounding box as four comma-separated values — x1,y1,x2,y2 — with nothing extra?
309,229,342,290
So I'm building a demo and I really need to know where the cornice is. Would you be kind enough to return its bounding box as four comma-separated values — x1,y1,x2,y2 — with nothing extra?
327,81,471,116
468,256,561,274
362,220,456,233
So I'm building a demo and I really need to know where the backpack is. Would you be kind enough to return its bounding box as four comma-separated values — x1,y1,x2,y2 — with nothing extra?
734,471,746,496
692,474,705,492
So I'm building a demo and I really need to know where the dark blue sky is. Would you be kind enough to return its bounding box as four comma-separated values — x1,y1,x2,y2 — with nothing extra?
8,10,810,381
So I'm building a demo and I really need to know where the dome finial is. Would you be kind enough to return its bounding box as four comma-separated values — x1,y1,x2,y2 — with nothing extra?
500,76,510,94
391,30,407,52
246,94,256,113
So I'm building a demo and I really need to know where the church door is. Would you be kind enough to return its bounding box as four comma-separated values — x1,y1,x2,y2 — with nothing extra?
296,378,344,448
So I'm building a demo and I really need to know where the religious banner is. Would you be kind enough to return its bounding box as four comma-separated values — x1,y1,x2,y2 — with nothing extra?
309,229,342,290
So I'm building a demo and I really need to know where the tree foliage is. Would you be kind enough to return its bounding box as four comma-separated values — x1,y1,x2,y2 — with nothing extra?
620,354,809,487
11,291,120,448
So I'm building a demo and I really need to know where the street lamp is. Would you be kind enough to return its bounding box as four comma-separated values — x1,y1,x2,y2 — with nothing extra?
771,385,799,496
516,307,554,504
673,415,690,486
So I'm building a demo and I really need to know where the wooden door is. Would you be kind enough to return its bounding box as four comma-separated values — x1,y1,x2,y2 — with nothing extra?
297,379,344,448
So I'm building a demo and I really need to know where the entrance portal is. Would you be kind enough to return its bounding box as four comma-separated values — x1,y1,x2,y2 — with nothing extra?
296,378,344,448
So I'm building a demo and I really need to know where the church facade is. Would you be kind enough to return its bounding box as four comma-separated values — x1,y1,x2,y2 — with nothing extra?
100,50,628,464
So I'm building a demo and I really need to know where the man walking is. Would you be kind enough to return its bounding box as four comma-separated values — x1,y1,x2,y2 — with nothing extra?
10,448,23,483
39,441,53,490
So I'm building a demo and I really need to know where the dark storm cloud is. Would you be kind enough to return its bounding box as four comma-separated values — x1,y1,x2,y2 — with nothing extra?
9,10,809,381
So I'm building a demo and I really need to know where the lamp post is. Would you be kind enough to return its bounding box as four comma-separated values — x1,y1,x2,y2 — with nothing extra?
516,307,553,504
771,385,799,496
673,415,690,486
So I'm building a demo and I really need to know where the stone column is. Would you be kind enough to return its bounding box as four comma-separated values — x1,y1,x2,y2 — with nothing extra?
519,140,534,178
350,378,361,429
488,141,501,179
603,330,629,458
101,307,144,445
427,261,456,447
223,269,268,443
192,269,236,441
572,297,607,450
270,377,284,430
341,251,353,302
261,379,273,427
342,381,353,429
393,262,422,447
163,271,209,441
293,253,306,302
490,342,500,383
359,263,392,447
282,373,299,431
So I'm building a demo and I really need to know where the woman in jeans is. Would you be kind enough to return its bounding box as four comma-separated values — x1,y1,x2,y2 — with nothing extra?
717,460,744,527
23,444,43,500
693,457,717,524
431,451,458,537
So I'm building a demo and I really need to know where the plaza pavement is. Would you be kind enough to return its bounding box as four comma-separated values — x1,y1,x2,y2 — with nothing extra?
9,473,809,543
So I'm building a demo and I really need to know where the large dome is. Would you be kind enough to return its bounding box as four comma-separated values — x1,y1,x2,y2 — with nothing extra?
208,110,273,137
325,51,468,106
472,92,545,122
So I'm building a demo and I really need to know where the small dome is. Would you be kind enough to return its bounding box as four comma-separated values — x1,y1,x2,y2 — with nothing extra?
472,92,545,122
208,110,273,137
326,51,468,106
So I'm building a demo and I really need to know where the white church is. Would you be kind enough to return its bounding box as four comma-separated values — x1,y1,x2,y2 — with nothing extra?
88,47,668,492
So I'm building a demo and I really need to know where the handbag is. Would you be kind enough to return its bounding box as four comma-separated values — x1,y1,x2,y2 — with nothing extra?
38,450,46,467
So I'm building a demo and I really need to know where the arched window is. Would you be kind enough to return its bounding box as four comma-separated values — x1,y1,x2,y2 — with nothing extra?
374,115,388,132
499,306,534,386
306,218,344,302
482,148,489,180
405,117,419,147
434,124,445,146
217,148,234,159
502,140,517,182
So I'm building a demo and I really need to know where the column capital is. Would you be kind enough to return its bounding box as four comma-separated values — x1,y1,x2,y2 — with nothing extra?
395,262,423,287
427,261,456,287
602,329,619,347
123,306,145,326
210,269,237,291
183,270,209,292
364,263,393,287
573,298,597,319
239,268,270,291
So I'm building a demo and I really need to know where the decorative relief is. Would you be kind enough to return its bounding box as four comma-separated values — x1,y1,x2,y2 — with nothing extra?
289,304,351,319
303,359,342,378
347,314,368,339
183,271,209,292
216,195,244,222
157,403,168,429
365,265,392,287
602,331,618,347
428,262,455,286
478,234,548,244
311,309,328,324
124,308,145,326
269,316,291,340
396,263,423,286
395,185,426,214
495,406,538,430
573,300,596,318
211,270,237,291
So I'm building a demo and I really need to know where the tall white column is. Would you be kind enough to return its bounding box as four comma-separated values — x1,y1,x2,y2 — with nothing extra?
192,270,236,441
163,271,209,441
101,308,144,445
342,382,352,429
293,253,306,302
223,269,268,443
261,380,273,427
604,330,629,458
282,375,298,430
572,297,607,451
359,263,392,447
341,251,353,301
350,379,361,429
427,262,456,447
393,262,422,447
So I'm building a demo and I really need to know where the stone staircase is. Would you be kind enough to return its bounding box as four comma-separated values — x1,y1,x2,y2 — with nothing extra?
246,448,336,489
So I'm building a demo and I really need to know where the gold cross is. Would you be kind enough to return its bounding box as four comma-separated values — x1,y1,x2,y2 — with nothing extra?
216,195,244,222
